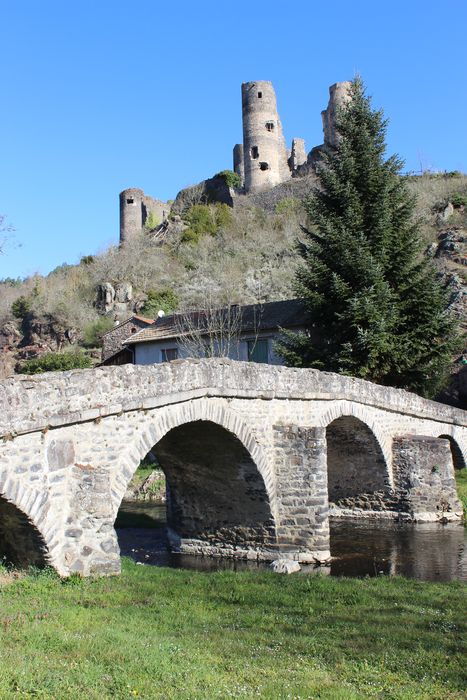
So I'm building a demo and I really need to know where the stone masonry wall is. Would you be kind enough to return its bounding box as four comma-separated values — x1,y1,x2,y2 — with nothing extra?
273,425,330,562
0,360,465,576
393,436,463,520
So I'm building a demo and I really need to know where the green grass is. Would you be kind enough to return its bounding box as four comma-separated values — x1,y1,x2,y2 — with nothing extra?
455,468,467,520
0,562,465,699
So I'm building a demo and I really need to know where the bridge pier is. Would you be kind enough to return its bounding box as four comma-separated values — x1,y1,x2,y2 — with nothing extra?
273,425,331,563
392,435,463,521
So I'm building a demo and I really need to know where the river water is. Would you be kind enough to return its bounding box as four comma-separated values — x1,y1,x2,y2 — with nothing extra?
116,501,467,582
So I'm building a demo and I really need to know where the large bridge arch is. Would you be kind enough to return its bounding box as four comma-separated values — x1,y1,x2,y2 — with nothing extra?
111,398,276,517
110,398,278,558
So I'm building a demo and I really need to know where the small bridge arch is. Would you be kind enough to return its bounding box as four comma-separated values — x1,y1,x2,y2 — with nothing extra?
0,481,50,569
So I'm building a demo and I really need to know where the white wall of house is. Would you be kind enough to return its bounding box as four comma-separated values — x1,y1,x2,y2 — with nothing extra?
133,330,287,366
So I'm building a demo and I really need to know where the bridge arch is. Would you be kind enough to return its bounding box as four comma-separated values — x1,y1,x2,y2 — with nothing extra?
438,434,466,471
112,399,275,512
112,399,277,554
0,482,49,569
319,400,393,484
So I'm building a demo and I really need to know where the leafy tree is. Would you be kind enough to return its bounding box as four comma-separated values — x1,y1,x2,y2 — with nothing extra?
18,350,92,375
82,316,115,348
277,77,459,397
11,295,32,318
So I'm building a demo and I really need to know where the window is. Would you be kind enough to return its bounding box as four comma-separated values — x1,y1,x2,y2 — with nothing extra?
247,339,268,364
259,162,269,171
265,121,274,132
250,146,259,159
126,198,134,204
161,348,178,362
258,91,262,98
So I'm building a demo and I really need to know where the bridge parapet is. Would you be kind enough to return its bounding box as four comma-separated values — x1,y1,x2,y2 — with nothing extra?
1,359,465,438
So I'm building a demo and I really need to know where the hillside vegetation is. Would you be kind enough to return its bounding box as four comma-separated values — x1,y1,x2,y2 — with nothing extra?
0,172,465,382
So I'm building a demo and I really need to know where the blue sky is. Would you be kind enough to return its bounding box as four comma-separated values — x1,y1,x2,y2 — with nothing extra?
1,0,466,279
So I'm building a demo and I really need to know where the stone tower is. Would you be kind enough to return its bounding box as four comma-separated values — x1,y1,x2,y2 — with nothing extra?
241,81,290,194
233,143,244,187
321,81,352,149
119,188,170,244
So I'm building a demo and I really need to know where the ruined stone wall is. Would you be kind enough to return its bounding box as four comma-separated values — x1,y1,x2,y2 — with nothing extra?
321,81,352,149
119,188,171,243
233,144,244,186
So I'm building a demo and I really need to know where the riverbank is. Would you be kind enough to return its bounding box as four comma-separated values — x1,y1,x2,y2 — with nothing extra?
0,560,464,699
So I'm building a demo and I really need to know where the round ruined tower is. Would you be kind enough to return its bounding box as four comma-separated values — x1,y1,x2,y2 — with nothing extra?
321,81,352,149
119,188,146,244
241,81,290,194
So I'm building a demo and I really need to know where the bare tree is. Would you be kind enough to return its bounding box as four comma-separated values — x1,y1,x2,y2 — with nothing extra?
175,292,264,360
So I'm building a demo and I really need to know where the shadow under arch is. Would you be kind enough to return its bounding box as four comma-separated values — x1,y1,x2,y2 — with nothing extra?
113,402,278,557
326,415,391,510
439,434,466,471
152,420,277,551
112,399,275,516
0,494,48,568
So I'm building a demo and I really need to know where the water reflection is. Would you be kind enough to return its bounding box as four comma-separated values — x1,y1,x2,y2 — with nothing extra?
116,501,466,582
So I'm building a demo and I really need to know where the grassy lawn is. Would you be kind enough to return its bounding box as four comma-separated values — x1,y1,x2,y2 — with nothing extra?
0,561,465,699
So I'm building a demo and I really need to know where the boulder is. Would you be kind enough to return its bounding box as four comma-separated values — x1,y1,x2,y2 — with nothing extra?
270,559,301,574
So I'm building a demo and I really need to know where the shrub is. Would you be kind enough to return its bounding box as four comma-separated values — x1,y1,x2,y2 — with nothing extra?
140,289,179,317
215,170,242,189
181,204,233,244
11,295,31,319
144,211,160,231
275,198,303,215
18,350,92,375
450,192,467,208
80,255,95,265
82,316,114,348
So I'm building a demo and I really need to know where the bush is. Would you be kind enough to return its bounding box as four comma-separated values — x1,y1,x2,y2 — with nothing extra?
11,295,32,318
275,198,303,215
215,170,242,189
140,289,179,317
82,316,114,348
144,211,160,231
80,255,95,266
18,350,92,375
181,204,233,244
450,192,467,208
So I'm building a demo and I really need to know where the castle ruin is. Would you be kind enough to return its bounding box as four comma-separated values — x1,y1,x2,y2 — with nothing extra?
119,80,352,241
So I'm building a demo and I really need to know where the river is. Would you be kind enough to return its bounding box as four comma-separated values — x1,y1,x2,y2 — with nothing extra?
116,500,466,582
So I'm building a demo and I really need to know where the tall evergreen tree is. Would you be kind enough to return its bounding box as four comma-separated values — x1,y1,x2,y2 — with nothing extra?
277,77,458,397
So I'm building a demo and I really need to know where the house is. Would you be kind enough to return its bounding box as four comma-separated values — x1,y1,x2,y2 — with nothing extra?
101,300,309,366
100,315,155,365
124,299,308,365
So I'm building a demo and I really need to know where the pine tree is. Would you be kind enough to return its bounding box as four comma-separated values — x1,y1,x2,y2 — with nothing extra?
277,77,458,397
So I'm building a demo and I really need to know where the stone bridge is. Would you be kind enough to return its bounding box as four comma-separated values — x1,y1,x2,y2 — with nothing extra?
0,359,465,577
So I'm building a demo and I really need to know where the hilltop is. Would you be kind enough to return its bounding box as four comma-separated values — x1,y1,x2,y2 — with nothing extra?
0,170,465,401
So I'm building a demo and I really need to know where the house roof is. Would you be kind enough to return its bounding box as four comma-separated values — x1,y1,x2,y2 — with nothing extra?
123,299,308,346
101,315,155,338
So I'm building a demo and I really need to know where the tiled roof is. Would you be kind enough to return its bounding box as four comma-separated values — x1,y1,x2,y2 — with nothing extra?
124,299,308,345
101,315,155,338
